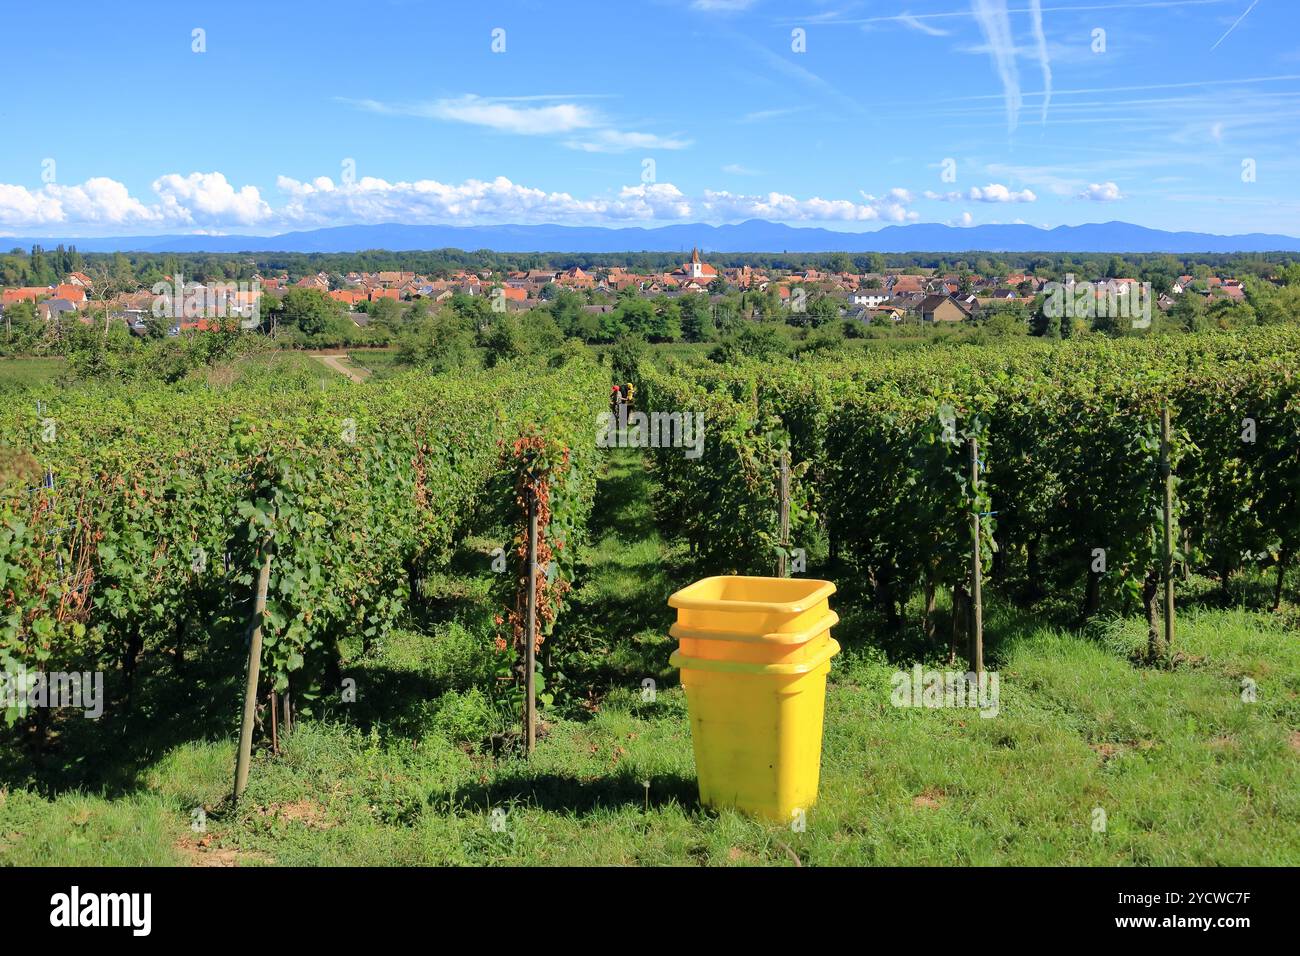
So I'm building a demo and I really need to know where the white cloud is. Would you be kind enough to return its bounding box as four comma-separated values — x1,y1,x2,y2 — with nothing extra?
346,93,687,155
50,177,162,225
1078,181,1125,201
408,95,600,135
271,176,925,226
925,183,1037,203
565,130,692,153
691,0,756,10
0,170,927,232
275,174,609,224
0,175,243,228
0,183,67,227
737,107,805,123
702,189,918,222
152,172,271,225
345,95,599,135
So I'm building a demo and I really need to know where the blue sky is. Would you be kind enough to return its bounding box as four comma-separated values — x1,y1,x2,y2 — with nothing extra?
1,0,1298,236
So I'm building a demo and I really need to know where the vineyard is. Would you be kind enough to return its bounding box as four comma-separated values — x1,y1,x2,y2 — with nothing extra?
0,330,1296,866
0,353,604,739
642,329,1300,659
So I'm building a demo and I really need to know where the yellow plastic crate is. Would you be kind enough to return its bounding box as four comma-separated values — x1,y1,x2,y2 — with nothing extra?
668,576,839,822
669,575,835,636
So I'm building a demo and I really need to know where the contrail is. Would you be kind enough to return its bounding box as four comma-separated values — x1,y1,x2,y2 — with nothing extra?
1029,0,1052,124
1210,0,1260,50
971,0,1022,133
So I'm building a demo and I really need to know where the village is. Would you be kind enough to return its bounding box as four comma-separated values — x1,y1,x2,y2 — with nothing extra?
0,247,1253,334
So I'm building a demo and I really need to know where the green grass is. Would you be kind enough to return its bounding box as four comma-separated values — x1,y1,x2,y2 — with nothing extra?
194,349,340,391
1,451,1297,866
345,349,403,380
0,356,66,388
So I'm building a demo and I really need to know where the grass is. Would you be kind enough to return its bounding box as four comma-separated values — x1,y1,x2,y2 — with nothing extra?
345,349,403,380
192,349,342,391
0,356,66,388
1,450,1297,866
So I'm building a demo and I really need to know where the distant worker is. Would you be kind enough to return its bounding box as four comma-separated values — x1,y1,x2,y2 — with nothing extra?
610,384,623,418
624,382,636,410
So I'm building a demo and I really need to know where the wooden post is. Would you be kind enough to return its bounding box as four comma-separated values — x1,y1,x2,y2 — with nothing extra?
969,437,984,677
1161,402,1176,655
270,690,279,754
777,449,791,577
524,486,538,754
233,547,272,801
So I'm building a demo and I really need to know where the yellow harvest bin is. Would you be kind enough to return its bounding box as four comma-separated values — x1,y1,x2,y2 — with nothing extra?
668,575,839,822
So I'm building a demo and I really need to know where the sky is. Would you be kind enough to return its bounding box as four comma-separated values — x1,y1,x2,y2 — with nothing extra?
1,0,1298,238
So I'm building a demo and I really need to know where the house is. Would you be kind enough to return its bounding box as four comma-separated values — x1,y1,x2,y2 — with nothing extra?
725,265,768,290
557,267,595,289
919,294,970,323
329,289,367,306
2,286,53,306
38,298,78,322
670,248,719,284
52,283,87,306
892,291,929,313
847,289,890,308
66,271,94,288
888,274,926,296
369,288,400,302
174,318,231,334
860,305,905,323
606,272,644,292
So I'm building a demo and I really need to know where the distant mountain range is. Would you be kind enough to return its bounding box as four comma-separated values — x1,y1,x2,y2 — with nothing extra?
5,220,1299,254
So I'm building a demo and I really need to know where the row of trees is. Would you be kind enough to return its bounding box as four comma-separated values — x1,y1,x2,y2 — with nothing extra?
6,244,1298,293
